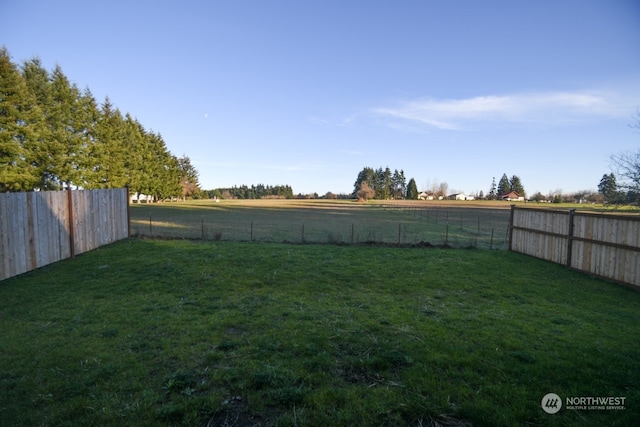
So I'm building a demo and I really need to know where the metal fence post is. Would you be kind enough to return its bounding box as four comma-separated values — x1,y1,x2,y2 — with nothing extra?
67,189,75,258
508,204,516,251
566,209,576,268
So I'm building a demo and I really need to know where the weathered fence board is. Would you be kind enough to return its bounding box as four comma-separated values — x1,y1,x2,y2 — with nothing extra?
509,206,640,288
0,188,129,281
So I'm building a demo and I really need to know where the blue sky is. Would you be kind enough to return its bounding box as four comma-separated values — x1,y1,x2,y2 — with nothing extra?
2,0,639,196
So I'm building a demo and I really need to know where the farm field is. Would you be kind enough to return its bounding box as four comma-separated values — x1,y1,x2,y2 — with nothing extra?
130,199,515,249
0,238,638,426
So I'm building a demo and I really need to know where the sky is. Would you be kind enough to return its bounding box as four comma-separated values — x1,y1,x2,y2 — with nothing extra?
2,0,640,196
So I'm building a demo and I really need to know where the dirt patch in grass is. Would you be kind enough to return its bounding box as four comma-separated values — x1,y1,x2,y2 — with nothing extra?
206,396,274,427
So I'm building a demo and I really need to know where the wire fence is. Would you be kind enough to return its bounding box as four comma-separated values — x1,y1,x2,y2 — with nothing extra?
130,203,512,249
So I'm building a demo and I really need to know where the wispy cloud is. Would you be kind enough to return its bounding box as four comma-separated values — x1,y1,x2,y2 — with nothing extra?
309,116,331,125
373,89,634,131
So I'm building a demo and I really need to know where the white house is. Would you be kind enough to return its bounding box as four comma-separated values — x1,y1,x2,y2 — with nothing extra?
418,192,434,200
130,192,153,203
448,193,467,200
448,193,475,201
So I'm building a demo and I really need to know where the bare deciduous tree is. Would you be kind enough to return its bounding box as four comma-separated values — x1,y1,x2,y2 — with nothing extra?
609,109,640,204
356,182,375,202
611,149,640,204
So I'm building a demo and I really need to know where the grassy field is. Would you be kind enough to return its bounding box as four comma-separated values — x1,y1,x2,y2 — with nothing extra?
1,238,638,426
130,199,514,249
129,199,640,249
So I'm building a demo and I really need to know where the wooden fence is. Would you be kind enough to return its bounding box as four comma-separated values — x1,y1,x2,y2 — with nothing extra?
0,188,129,281
508,206,640,288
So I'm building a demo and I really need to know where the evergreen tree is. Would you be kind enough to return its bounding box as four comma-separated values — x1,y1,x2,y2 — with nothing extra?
0,48,42,191
406,178,418,199
121,113,148,192
372,167,384,198
150,133,182,200
497,173,511,196
488,177,497,200
378,167,391,199
92,98,128,188
177,155,201,199
75,88,101,188
353,167,375,197
21,58,51,106
47,65,84,188
598,173,622,204
1,47,197,194
391,169,407,199
509,175,525,196
21,58,52,188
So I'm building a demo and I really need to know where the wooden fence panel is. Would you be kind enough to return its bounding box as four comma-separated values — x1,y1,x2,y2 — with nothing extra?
509,206,640,288
510,208,569,265
571,214,640,286
0,188,129,281
71,189,129,256
31,191,71,270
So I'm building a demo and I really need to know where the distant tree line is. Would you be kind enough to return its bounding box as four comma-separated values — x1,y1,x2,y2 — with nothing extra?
0,47,199,200
353,166,418,201
206,184,294,199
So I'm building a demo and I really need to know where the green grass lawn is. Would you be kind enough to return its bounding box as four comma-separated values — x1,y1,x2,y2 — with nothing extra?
129,200,512,249
0,239,638,426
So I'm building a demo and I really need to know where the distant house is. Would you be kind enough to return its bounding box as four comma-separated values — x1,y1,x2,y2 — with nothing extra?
500,191,525,201
130,192,153,203
418,192,434,200
448,193,474,201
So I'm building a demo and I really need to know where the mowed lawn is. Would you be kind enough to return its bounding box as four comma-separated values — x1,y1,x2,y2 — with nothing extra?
0,239,638,426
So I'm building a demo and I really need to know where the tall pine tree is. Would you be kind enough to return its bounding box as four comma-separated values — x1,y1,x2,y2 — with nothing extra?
488,177,497,200
406,178,418,199
47,65,84,188
0,48,42,191
497,173,511,196
509,175,525,196
1,47,196,196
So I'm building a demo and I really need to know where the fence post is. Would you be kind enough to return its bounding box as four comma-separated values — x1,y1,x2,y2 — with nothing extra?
490,228,495,250
507,204,516,251
444,223,449,247
566,209,576,268
26,193,37,270
67,189,75,258
125,186,131,238
351,222,354,245
397,223,401,245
